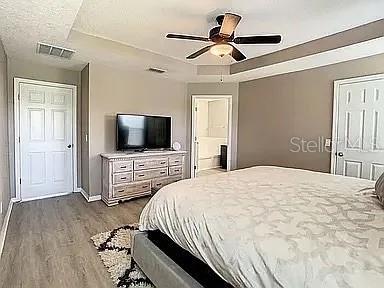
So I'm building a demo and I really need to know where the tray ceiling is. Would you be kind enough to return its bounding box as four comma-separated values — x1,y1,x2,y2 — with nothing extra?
0,0,383,81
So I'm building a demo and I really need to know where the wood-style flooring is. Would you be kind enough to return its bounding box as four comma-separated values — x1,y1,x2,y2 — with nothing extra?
0,193,150,288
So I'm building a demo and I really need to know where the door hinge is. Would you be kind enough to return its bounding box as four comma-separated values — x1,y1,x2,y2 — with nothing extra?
194,165,197,170
18,93,20,101
194,107,197,112
18,137,20,143
19,178,21,184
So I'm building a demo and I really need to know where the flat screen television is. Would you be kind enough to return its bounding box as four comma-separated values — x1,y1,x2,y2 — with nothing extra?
116,114,171,151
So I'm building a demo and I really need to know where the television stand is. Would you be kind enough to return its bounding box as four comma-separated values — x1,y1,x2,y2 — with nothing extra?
100,150,187,206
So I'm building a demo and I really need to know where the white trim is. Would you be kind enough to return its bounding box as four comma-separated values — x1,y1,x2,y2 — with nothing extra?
13,78,78,202
89,195,102,202
191,95,233,178
79,188,89,201
0,201,13,258
331,73,384,174
79,188,101,202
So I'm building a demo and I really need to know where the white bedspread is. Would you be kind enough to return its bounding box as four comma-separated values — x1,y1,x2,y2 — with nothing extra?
139,166,384,288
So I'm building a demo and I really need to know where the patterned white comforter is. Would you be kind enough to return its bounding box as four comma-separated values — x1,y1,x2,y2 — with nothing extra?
139,166,384,288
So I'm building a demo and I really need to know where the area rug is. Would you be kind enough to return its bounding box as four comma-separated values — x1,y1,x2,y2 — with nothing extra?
91,224,155,288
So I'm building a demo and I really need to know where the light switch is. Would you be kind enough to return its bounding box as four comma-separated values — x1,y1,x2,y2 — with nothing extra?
325,138,332,147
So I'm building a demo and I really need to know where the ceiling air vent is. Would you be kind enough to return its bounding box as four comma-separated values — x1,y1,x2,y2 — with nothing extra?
147,67,167,74
37,42,75,59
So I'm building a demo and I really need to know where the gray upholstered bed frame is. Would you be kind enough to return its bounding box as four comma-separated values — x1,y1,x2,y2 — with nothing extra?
132,232,204,288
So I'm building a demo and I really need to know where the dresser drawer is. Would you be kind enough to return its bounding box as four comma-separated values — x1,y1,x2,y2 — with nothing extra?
152,175,183,190
134,168,168,181
151,177,168,190
169,166,182,176
168,175,183,184
112,161,133,173
134,157,168,170
112,181,151,198
113,172,133,185
168,155,183,166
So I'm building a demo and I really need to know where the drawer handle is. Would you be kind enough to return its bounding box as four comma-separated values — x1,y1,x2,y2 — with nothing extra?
117,189,124,193
160,171,166,174
174,170,180,172
174,161,180,163
120,166,127,169
142,185,149,189
138,174,145,177
160,161,166,164
156,183,162,186
138,164,145,167
120,177,127,180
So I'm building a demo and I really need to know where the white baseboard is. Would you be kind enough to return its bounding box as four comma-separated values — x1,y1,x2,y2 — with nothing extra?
79,188,101,202
11,197,21,203
0,201,13,258
89,195,102,202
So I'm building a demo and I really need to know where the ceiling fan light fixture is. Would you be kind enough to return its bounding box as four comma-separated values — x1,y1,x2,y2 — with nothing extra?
210,43,233,57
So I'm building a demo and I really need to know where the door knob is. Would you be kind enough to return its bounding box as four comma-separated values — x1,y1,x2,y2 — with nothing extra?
337,152,344,157
67,144,72,148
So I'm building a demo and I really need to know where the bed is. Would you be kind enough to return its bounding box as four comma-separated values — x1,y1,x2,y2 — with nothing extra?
137,166,384,288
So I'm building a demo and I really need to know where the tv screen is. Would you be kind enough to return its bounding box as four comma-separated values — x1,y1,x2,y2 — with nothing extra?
116,114,171,150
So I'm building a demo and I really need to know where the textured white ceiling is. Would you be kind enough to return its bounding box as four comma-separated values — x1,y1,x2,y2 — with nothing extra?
0,0,384,81
73,0,384,65
0,0,85,69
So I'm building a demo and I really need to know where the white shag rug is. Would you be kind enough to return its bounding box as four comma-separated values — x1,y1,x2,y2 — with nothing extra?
91,224,155,288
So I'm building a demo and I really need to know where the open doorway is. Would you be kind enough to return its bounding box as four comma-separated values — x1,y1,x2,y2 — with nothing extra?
191,95,232,178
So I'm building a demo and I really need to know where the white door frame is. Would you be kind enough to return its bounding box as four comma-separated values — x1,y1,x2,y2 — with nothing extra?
331,73,384,174
191,95,232,178
13,78,78,202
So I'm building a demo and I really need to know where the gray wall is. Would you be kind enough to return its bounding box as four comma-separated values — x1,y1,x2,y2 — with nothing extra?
187,83,239,172
81,64,90,195
88,63,188,196
238,54,384,173
7,58,81,198
0,40,10,226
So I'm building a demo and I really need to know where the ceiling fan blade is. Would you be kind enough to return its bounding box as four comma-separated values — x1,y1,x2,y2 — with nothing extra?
230,45,246,61
166,34,210,42
219,13,242,38
186,45,214,59
233,35,282,44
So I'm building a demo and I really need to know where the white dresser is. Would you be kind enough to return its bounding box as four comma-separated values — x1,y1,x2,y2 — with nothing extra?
101,151,187,206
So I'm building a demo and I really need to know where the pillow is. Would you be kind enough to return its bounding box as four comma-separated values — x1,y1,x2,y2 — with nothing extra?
375,172,384,205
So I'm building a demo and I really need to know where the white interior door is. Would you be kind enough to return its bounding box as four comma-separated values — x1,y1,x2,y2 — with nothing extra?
191,96,232,178
20,83,74,201
334,77,384,180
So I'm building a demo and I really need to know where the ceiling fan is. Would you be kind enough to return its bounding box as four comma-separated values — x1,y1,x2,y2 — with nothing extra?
166,13,282,62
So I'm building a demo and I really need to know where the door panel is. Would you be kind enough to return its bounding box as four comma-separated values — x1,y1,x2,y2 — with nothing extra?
335,78,384,180
28,152,46,185
20,83,73,200
371,164,384,181
29,108,45,141
344,160,362,178
52,110,66,140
